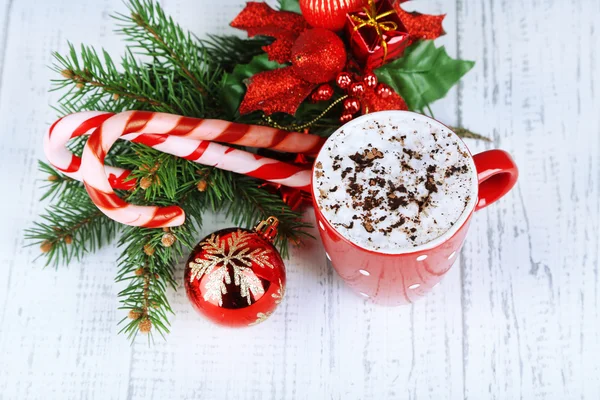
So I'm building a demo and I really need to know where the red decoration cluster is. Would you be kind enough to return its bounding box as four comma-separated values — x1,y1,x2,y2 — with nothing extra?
335,71,407,122
231,3,347,115
230,0,445,118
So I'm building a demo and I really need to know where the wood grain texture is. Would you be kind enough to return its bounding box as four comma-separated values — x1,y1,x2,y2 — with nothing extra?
0,0,598,399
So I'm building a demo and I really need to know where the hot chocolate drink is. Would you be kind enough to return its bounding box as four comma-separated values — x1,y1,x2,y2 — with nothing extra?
313,112,477,253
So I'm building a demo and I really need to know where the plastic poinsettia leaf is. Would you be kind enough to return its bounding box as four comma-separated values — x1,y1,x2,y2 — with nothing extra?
259,28,301,64
230,2,308,63
221,54,286,116
278,0,301,14
239,67,315,115
396,5,446,42
374,41,474,111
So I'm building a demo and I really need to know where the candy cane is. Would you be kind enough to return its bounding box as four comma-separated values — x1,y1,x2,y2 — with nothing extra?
45,111,136,190
45,111,322,189
46,111,313,227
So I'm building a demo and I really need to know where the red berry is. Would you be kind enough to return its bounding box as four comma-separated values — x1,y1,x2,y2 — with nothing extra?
312,84,334,101
376,83,393,99
339,113,354,123
336,72,353,89
363,73,378,88
343,97,361,114
350,82,365,96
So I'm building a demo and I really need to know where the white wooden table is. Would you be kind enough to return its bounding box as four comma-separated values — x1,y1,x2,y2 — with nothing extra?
1,0,598,399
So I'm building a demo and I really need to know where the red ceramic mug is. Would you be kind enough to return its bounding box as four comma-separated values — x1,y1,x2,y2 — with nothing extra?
311,111,518,305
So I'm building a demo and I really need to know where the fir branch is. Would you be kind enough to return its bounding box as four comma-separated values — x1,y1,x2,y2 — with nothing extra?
37,161,84,201
226,176,313,258
52,45,180,114
114,0,213,97
117,223,197,340
32,0,317,340
201,35,272,72
116,143,201,203
25,186,119,267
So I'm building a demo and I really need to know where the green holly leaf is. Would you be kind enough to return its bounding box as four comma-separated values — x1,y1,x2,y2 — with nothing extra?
374,41,475,112
278,0,301,13
221,54,286,116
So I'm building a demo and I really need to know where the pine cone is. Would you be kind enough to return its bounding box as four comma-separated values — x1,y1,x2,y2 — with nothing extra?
40,240,53,253
161,233,176,247
139,176,153,190
139,318,152,333
196,180,208,192
143,243,155,256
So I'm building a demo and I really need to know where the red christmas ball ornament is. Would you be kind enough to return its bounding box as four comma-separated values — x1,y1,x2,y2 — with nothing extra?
184,217,286,327
299,0,365,31
376,83,393,99
312,83,334,101
291,28,347,84
336,72,353,89
339,112,354,123
343,97,361,114
350,82,366,96
363,72,378,88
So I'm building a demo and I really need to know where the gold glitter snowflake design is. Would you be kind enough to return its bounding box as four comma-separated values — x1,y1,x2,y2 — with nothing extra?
248,280,284,326
249,311,273,326
188,230,274,306
272,279,285,305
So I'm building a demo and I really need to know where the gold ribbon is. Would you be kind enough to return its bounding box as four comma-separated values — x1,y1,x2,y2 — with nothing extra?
350,0,398,64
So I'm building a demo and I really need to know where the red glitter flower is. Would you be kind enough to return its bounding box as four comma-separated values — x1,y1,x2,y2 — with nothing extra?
232,3,347,115
230,2,308,63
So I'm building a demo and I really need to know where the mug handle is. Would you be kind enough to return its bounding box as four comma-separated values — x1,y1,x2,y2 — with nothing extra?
472,149,519,211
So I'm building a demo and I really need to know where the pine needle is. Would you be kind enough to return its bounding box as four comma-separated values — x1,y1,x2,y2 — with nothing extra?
31,0,313,339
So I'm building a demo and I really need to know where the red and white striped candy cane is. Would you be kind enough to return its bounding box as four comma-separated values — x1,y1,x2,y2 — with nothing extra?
45,110,323,190
45,111,136,190
47,111,314,227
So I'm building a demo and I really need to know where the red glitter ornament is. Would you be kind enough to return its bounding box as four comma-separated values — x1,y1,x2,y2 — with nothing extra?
291,28,347,83
336,72,353,89
339,112,354,123
343,97,361,114
375,83,393,98
300,0,365,31
363,72,378,88
184,217,286,327
312,83,334,101
350,82,366,96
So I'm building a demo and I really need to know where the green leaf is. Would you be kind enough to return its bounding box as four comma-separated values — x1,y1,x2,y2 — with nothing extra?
278,0,301,13
221,54,286,117
374,40,475,112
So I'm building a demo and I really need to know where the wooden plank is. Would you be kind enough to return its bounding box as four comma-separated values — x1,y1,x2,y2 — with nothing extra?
0,0,598,399
457,0,600,398
0,1,133,399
